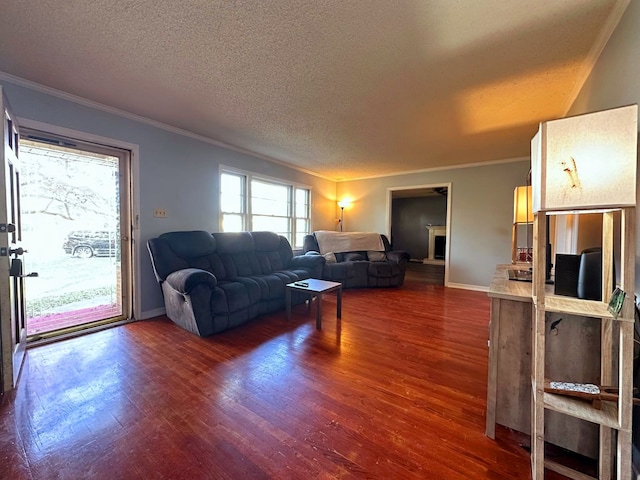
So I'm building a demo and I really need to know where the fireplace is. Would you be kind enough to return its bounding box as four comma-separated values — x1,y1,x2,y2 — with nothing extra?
434,235,446,259
426,225,446,261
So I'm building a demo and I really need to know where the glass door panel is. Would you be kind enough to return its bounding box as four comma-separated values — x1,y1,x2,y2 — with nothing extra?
19,134,131,340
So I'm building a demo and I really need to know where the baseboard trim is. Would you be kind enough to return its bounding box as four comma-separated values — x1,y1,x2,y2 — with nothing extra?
139,307,166,320
447,282,489,292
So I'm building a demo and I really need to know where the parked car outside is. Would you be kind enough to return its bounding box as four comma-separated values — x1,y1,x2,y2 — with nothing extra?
62,230,118,258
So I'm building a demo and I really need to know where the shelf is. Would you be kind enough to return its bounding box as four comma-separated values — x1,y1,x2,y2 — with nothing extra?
544,459,597,480
540,295,634,323
530,208,635,479
543,392,620,429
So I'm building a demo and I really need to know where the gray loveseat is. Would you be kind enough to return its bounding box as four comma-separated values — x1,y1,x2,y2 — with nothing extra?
302,233,410,288
148,230,325,336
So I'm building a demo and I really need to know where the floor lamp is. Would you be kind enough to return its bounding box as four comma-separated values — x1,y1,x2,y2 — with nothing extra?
337,200,349,232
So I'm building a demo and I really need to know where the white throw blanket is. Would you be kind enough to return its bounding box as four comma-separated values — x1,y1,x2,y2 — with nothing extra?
314,231,384,254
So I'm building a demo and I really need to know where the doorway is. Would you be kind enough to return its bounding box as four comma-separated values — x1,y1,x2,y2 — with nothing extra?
19,130,132,341
386,184,452,286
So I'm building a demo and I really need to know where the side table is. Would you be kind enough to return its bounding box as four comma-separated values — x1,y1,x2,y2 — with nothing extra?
285,279,342,329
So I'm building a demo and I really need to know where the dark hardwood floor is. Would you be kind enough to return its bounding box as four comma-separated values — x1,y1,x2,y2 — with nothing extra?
405,261,445,285
0,278,573,479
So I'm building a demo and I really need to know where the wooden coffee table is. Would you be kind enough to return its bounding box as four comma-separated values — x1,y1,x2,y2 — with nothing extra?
285,279,342,329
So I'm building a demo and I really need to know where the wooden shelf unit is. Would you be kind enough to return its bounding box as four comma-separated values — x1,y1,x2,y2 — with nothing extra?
531,209,635,480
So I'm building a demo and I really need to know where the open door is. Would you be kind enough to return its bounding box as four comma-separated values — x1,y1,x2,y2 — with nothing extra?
0,87,27,393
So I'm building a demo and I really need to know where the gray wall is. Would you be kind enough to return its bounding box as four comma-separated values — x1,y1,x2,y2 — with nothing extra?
337,160,530,288
0,80,337,317
392,196,447,260
566,0,640,293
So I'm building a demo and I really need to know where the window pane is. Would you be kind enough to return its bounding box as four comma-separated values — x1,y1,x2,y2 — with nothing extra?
221,173,244,213
221,173,243,195
252,215,290,237
296,218,308,234
295,188,309,218
294,218,309,247
251,180,289,216
222,214,243,232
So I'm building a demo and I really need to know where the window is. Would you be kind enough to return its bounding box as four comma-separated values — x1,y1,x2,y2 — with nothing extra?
220,168,311,248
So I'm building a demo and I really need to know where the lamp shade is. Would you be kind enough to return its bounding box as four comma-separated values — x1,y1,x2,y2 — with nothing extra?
514,186,533,223
531,104,638,213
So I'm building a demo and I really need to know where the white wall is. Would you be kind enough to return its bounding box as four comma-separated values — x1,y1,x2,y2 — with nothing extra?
337,160,530,289
0,79,337,317
566,0,640,292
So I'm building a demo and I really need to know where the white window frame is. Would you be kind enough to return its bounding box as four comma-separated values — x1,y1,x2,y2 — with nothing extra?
219,166,312,248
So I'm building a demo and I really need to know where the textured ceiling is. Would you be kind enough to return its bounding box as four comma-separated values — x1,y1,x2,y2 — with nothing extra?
0,1,627,180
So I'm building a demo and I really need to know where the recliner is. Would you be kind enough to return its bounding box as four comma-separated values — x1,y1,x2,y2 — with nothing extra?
148,230,325,336
302,233,409,288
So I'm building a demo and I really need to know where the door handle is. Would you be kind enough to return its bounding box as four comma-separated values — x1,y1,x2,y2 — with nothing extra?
10,247,26,256
9,259,38,277
9,258,21,276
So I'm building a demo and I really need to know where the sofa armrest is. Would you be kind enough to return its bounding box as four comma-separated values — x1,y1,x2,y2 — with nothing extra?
386,250,410,264
165,268,217,294
289,254,326,270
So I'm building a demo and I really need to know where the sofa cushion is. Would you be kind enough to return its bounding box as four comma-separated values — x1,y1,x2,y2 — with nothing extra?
215,231,290,277
248,274,287,301
255,250,285,273
252,231,281,251
188,253,227,279
227,277,262,304
214,231,254,254
344,252,365,262
323,252,337,263
323,262,354,281
367,251,387,262
252,231,288,272
216,281,252,312
222,253,258,277
149,231,220,280
160,230,217,258
279,269,311,282
368,262,400,278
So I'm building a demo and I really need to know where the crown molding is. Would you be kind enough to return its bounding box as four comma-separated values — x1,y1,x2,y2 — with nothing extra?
338,156,531,182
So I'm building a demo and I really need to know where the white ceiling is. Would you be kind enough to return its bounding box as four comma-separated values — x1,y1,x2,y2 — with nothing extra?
0,1,628,180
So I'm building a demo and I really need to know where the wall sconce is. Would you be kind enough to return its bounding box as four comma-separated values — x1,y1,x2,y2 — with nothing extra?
512,185,533,263
337,200,351,232
531,104,638,213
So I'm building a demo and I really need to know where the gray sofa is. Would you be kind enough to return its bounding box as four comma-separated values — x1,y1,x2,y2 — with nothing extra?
302,233,410,288
147,230,325,336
